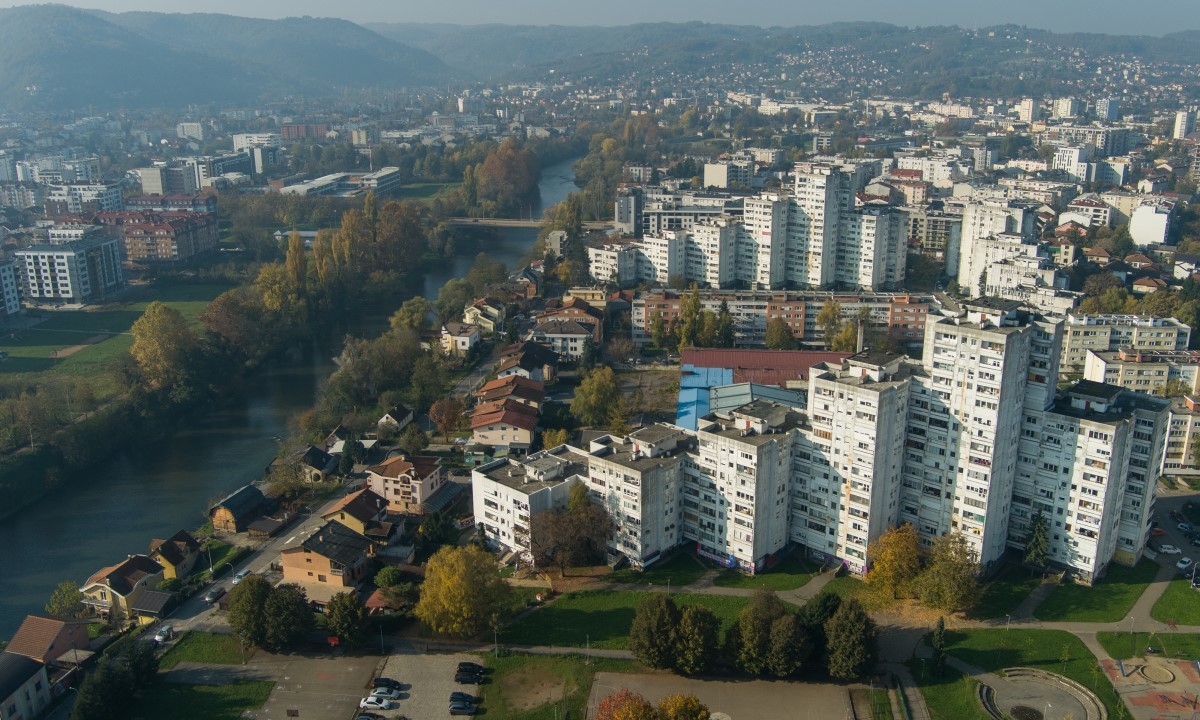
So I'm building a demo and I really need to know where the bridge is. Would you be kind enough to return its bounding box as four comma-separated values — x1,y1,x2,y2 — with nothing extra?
448,217,612,230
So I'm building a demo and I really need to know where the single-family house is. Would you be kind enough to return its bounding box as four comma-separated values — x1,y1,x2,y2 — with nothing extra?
475,375,545,409
463,298,506,334
1132,277,1167,294
377,404,414,432
0,652,51,720
270,445,337,482
321,488,399,543
80,555,164,621
147,530,201,580
209,485,267,533
537,298,604,342
1083,246,1112,264
1124,253,1160,271
280,521,374,605
469,399,539,451
1173,253,1200,281
442,323,481,355
528,319,595,360
365,455,446,514
5,615,91,665
496,341,558,384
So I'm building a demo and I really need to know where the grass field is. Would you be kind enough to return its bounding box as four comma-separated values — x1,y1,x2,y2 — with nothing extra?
159,632,249,669
129,680,273,720
609,552,708,587
0,284,227,399
393,182,462,203
501,590,770,650
909,663,988,720
971,564,1043,620
939,629,1120,717
1095,631,1200,660
481,653,644,720
713,554,820,591
1151,577,1200,625
1033,560,1159,622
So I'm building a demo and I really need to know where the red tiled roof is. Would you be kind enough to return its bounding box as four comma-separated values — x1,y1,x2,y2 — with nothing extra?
681,349,854,387
6,615,88,661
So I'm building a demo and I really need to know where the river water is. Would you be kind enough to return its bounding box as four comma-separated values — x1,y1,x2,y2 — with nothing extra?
0,157,580,636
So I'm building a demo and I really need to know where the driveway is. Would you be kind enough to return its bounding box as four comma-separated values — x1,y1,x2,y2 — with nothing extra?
377,648,491,719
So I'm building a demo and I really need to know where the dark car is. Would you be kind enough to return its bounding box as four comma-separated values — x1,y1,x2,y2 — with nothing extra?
449,702,477,716
203,586,226,604
455,671,485,685
450,692,477,704
456,662,485,674
372,677,401,690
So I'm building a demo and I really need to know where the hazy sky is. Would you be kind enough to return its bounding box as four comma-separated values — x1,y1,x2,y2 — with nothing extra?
4,0,1197,35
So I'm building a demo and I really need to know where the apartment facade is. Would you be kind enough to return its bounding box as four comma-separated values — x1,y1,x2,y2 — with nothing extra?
14,236,124,304
1084,348,1200,395
1060,314,1191,375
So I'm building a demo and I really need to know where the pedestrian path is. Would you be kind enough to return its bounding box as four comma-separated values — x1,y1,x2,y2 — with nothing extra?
1011,576,1058,619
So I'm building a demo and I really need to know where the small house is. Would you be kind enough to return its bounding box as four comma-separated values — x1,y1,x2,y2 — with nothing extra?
377,404,414,432
5,615,91,665
0,652,51,720
80,555,164,622
148,530,201,580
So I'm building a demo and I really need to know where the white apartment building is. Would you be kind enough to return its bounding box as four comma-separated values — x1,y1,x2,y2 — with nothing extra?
44,183,123,214
956,200,1038,290
1061,314,1191,375
1129,202,1174,246
1174,110,1196,141
703,159,754,189
1053,146,1094,183
839,207,907,290
587,239,641,285
1016,98,1042,124
176,122,205,141
1053,97,1083,119
1084,348,1200,395
1165,396,1200,476
232,133,282,152
688,219,738,288
14,235,125,305
472,447,587,562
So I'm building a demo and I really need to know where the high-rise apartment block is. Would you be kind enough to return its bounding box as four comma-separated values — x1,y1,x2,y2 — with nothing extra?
1060,314,1191,375
478,299,1167,583
1174,110,1196,141
14,235,125,305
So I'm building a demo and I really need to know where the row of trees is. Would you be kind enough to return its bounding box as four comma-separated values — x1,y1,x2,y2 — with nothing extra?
866,526,982,612
628,588,877,681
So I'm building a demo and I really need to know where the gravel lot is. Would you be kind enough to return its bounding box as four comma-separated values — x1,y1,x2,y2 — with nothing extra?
376,649,490,718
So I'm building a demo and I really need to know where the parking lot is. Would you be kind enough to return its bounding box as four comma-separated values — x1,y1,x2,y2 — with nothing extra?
1153,505,1200,579
252,651,381,719
375,649,490,718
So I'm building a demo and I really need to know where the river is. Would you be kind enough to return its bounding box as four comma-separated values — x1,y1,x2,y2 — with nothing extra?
0,156,581,636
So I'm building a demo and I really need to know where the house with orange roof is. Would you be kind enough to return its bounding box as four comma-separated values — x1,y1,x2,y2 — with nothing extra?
320,488,399,542
80,555,163,621
365,455,446,513
469,399,539,452
148,530,201,580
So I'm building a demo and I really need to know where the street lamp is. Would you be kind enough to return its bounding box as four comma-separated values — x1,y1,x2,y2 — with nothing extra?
1130,615,1136,659
1006,614,1011,631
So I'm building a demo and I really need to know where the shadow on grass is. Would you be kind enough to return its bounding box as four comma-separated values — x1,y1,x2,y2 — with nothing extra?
502,606,638,648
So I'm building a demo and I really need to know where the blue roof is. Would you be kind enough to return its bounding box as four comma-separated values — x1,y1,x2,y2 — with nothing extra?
676,365,733,430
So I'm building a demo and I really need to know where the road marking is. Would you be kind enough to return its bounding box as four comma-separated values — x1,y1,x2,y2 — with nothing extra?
284,535,297,544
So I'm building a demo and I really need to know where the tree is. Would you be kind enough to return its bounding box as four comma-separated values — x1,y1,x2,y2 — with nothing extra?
1024,510,1051,571
571,366,621,426
730,588,788,675
416,545,511,637
399,424,428,454
629,594,681,669
263,583,314,651
714,301,735,348
677,285,702,348
1157,379,1193,398
375,566,406,588
797,591,842,658
123,640,160,689
579,336,599,370
129,301,197,392
1082,272,1122,297
528,484,613,575
675,605,721,675
866,524,922,599
596,689,658,720
45,580,85,618
390,297,432,331
227,575,272,647
917,532,982,612
650,313,670,349
931,616,947,676
541,428,571,448
766,612,812,678
817,300,843,347
658,694,711,720
764,317,798,350
429,398,465,440
71,660,134,720
327,591,368,645
825,598,877,680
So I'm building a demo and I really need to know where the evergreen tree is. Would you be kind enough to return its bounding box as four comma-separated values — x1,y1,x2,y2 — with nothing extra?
1024,510,1051,571
629,594,681,669
825,599,877,680
931,616,946,676
675,605,721,675
714,300,735,347
765,612,812,678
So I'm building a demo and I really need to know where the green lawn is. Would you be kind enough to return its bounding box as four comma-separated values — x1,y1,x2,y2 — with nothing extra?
609,552,709,587
1095,631,1200,660
971,564,1043,620
940,629,1120,717
159,632,249,670
817,574,896,611
909,663,989,720
1151,577,1200,625
0,283,228,399
713,554,820,591
481,653,644,720
501,590,765,650
394,182,462,204
128,680,273,720
1033,560,1159,622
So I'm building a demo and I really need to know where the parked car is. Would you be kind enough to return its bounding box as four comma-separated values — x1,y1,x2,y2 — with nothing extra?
372,677,401,690
457,662,485,674
1179,523,1194,533
455,671,485,685
450,702,478,716
353,714,382,720
1151,527,1167,537
203,587,226,603
1178,557,1194,571
370,687,401,701
449,692,477,705
232,568,251,585
359,697,394,711
153,625,174,644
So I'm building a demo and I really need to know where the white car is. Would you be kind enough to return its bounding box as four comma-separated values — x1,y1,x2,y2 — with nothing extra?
153,625,174,643
359,697,394,711
1159,545,1183,555
370,687,401,701
1178,557,1194,571
232,568,251,585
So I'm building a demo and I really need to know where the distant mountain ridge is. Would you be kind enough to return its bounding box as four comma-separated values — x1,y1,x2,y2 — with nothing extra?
0,4,449,110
